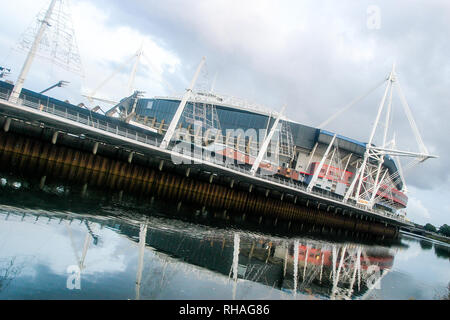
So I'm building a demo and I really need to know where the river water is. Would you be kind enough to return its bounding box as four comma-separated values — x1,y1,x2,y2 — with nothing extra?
0,178,448,300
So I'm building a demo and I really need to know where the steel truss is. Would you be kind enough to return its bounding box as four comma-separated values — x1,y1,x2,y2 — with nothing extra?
182,100,222,136
306,134,354,196
10,0,83,102
340,64,438,211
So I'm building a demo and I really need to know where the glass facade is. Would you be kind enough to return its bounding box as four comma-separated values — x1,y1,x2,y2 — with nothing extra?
136,99,180,124
136,98,272,134
135,98,319,152
215,106,270,132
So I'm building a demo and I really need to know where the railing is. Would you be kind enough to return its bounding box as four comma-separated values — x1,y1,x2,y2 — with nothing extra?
0,90,162,147
157,90,277,117
0,91,409,224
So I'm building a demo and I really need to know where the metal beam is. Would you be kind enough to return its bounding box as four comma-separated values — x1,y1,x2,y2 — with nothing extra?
396,78,429,155
392,138,408,193
370,79,394,206
307,134,337,193
160,57,206,149
344,160,363,203
128,44,144,96
304,142,318,172
250,106,285,176
369,146,437,159
136,222,147,300
325,147,336,177
369,169,388,208
79,231,92,271
340,153,352,180
40,80,69,94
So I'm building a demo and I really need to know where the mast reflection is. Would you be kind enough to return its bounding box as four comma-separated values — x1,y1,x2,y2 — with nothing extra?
126,218,397,300
0,208,398,300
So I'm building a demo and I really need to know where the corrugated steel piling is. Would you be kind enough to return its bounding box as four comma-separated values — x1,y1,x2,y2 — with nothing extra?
0,129,398,239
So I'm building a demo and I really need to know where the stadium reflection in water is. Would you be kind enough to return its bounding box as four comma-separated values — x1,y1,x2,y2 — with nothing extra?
0,178,449,300
0,208,394,300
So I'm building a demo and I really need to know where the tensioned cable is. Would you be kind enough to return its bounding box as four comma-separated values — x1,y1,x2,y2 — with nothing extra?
142,53,177,95
318,77,387,129
396,79,429,155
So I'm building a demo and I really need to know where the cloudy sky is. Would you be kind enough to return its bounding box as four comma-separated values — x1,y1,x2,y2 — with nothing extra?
0,0,449,227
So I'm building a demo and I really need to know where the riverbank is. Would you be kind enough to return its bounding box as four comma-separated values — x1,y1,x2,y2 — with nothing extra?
400,230,450,245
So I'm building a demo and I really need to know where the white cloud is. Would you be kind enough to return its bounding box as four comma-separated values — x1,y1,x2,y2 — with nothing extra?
0,210,130,277
395,246,421,262
407,196,431,222
70,1,181,102
404,185,450,227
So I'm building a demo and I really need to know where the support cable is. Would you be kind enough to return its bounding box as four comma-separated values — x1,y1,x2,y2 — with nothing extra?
396,79,429,155
318,78,387,129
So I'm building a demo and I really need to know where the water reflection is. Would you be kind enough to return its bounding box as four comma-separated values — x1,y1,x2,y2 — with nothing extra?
0,174,448,300
0,257,24,292
0,205,412,300
126,219,400,300
434,244,450,261
420,240,433,251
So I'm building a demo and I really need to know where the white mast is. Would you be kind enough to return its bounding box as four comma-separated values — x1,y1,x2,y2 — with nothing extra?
368,69,395,208
293,240,299,298
392,136,408,194
9,0,58,102
231,232,240,300
250,107,285,176
210,72,218,93
160,57,206,149
128,44,144,96
307,134,337,193
344,66,395,204
135,222,148,300
355,68,394,201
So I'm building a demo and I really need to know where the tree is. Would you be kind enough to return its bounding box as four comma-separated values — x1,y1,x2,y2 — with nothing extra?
424,223,437,233
438,224,450,237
